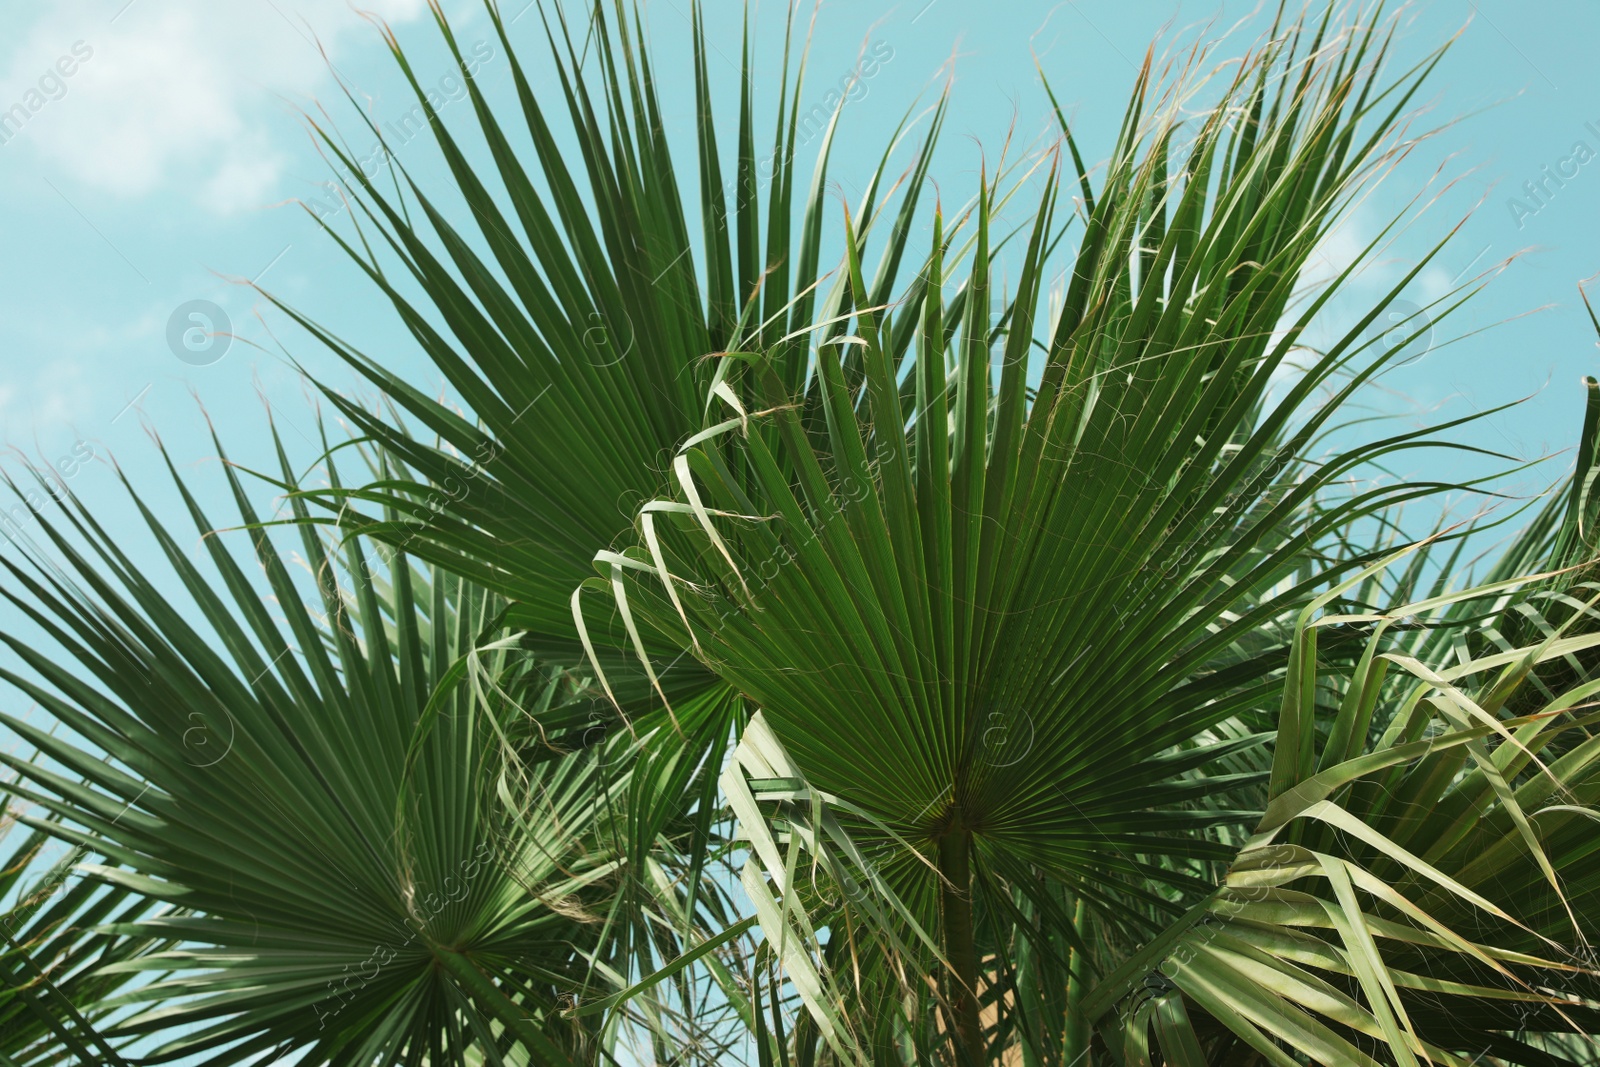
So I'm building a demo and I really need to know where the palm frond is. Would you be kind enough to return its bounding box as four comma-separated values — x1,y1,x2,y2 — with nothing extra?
0,794,157,1067
0,422,733,1064
1089,549,1600,1066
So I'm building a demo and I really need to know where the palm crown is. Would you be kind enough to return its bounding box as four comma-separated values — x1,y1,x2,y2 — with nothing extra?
2,2,1599,1065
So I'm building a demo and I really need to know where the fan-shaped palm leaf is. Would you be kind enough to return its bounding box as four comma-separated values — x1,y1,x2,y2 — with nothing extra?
1086,548,1600,1066
0,428,734,1064
569,8,1518,1062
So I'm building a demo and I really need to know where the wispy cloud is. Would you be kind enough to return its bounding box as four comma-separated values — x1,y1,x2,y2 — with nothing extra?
0,0,428,213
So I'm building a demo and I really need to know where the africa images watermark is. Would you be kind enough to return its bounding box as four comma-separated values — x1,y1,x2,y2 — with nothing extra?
705,427,897,629
1505,118,1600,230
166,298,232,366
720,39,894,209
0,40,94,146
347,379,556,581
304,39,498,224
313,838,500,1028
0,440,96,544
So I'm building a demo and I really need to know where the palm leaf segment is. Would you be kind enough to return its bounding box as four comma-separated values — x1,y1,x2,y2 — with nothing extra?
0,796,156,1067
1087,536,1600,1066
0,430,731,1065
706,329,1600,1064
279,0,899,657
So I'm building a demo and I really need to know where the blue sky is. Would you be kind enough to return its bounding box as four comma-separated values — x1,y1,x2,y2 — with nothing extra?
1,0,1599,699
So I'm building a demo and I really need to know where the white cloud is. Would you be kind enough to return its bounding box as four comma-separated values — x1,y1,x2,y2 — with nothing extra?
0,0,431,213
0,300,166,435
1417,264,1455,303
199,130,288,215
1298,205,1415,297
0,356,84,444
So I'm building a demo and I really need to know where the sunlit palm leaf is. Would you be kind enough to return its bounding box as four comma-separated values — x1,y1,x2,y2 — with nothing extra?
273,0,942,653
1088,549,1600,1066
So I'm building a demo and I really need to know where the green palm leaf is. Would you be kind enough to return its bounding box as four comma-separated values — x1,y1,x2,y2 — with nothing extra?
565,8,1516,1061
0,429,734,1064
1088,550,1600,1065
273,0,936,646
4,0,1595,1063
0,795,157,1067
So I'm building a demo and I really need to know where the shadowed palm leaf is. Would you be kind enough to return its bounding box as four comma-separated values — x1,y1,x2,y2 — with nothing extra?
0,431,736,1064
1085,542,1600,1066
0,796,158,1067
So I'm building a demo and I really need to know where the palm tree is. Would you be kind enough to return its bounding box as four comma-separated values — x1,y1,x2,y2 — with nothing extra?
548,6,1600,1058
1,1,1598,1064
